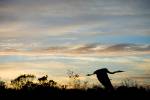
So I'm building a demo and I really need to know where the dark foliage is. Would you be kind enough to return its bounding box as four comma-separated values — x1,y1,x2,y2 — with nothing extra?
0,74,150,99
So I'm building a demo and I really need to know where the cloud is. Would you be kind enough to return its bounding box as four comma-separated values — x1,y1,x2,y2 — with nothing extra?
134,59,150,72
0,43,149,57
0,0,150,38
0,0,150,55
66,43,150,56
103,44,150,52
131,76,150,80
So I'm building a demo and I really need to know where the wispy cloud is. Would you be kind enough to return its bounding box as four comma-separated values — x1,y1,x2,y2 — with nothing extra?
0,43,149,56
103,44,150,52
0,0,150,38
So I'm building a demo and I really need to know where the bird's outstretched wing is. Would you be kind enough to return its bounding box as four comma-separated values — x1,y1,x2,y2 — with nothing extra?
118,70,124,72
116,70,124,73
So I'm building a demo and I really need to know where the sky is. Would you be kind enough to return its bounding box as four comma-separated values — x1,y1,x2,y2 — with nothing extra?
0,0,150,86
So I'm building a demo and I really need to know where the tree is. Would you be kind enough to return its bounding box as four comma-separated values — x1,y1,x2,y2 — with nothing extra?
0,80,5,89
67,70,80,88
11,74,36,89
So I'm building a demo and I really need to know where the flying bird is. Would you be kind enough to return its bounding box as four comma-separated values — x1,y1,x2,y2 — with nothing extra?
87,68,124,91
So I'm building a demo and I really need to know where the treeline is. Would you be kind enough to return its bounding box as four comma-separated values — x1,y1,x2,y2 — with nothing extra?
0,74,150,99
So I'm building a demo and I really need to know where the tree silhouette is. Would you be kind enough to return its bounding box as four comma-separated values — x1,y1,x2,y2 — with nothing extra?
48,80,57,87
11,74,36,89
0,73,149,98
67,70,80,88
38,75,48,84
0,80,5,90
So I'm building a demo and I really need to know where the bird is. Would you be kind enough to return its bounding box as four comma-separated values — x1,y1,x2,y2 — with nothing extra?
38,75,48,83
87,68,124,91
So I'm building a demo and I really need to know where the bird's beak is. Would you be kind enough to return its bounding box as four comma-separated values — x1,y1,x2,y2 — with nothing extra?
86,74,94,76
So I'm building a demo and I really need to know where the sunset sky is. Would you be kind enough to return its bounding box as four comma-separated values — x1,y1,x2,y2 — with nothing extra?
0,0,150,86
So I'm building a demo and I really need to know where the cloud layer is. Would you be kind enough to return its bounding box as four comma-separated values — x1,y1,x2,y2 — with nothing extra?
0,43,149,56
0,0,150,85
0,0,150,41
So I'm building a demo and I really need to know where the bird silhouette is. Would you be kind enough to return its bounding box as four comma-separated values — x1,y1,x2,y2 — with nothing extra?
87,68,124,91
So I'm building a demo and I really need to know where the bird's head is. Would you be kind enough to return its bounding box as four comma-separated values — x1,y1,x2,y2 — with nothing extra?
86,73,94,76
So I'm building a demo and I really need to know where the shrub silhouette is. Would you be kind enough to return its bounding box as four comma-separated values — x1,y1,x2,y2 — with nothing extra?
0,80,5,88
38,75,48,84
11,74,36,89
67,70,81,88
48,80,57,87
0,74,149,99
121,79,138,87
